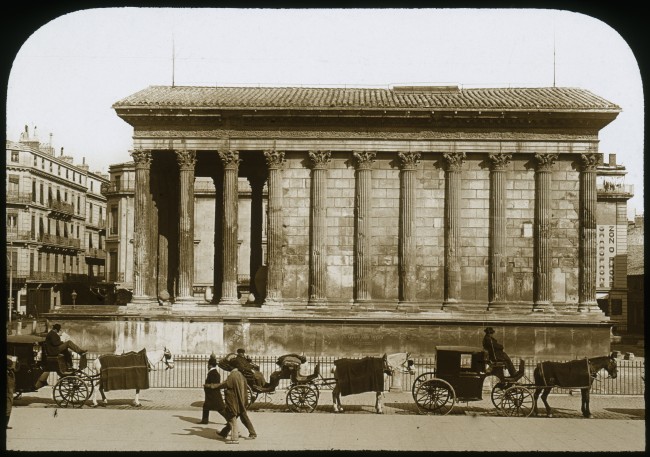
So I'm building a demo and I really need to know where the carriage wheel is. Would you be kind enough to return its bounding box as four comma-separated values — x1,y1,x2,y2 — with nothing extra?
490,382,507,411
246,385,259,408
53,376,89,408
75,372,96,400
500,386,534,417
411,371,437,398
286,384,319,413
414,379,456,415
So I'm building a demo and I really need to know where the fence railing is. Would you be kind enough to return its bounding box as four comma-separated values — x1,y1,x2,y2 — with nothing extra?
57,354,645,396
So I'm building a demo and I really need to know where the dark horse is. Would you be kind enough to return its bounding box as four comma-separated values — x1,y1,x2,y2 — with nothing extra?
533,353,617,418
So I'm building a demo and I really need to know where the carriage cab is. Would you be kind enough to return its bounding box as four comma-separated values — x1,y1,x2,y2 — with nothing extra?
6,334,47,395
435,346,490,402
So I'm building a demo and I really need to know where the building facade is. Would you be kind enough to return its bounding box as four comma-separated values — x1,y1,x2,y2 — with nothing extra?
626,214,644,336
75,84,623,358
5,126,109,317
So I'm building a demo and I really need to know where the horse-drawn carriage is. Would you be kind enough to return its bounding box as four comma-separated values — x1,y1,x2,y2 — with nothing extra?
7,334,95,408
412,346,618,418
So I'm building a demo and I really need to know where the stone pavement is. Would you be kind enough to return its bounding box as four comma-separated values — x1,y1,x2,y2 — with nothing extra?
5,388,644,451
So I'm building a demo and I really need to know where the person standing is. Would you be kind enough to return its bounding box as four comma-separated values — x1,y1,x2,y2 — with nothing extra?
7,356,16,429
198,354,226,424
44,323,87,369
205,367,257,444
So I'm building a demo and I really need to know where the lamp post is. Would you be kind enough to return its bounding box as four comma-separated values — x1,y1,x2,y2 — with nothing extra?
71,289,77,309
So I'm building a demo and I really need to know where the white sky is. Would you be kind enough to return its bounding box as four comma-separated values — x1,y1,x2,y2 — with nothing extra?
6,8,644,219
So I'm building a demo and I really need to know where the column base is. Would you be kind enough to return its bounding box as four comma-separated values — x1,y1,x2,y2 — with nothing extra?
308,298,328,306
174,296,198,305
126,297,157,310
441,299,461,311
219,297,240,306
533,302,556,312
396,302,420,312
263,298,284,308
487,301,511,312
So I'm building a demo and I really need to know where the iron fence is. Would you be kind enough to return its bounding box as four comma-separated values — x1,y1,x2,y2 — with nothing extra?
53,354,645,396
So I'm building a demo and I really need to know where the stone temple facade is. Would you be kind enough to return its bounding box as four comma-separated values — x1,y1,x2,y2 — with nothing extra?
97,84,622,358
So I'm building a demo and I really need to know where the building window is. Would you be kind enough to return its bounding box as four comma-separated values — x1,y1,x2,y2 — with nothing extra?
110,205,119,235
7,212,18,234
37,252,42,272
32,181,36,202
49,161,53,173
115,175,122,191
41,157,45,169
91,181,94,192
66,169,69,179
46,253,50,272
31,215,35,239
54,254,59,273
33,155,38,166
76,225,79,238
89,203,93,223
10,150,19,162
30,252,34,274
39,183,44,204
8,175,19,194
77,196,81,214
58,164,61,175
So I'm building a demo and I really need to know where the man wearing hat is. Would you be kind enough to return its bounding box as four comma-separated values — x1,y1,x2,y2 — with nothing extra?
198,353,226,424
482,327,518,378
44,323,87,370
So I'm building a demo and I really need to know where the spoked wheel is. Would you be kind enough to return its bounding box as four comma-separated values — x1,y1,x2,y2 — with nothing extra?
286,384,319,413
414,379,456,415
53,376,89,408
490,382,507,411
246,385,259,408
500,386,534,417
411,371,437,397
75,372,96,400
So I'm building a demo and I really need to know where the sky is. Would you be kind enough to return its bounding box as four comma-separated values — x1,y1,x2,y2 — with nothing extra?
5,7,644,219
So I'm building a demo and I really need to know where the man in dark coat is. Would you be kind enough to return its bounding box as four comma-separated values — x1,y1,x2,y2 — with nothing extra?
205,368,257,444
44,323,87,369
482,327,517,377
7,356,16,429
198,354,226,424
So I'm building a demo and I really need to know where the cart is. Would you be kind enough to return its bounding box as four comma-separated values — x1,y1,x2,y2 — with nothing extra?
412,345,534,417
7,334,95,408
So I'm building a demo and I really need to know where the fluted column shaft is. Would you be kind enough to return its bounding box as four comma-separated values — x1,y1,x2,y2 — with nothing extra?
219,150,241,305
443,152,465,307
131,149,153,303
308,150,331,304
533,153,557,310
579,153,600,312
398,151,420,303
353,151,376,302
264,149,285,306
488,153,511,309
176,149,197,302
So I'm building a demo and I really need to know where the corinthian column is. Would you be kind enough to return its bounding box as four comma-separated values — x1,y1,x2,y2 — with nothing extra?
130,149,154,305
175,149,197,303
218,149,241,305
308,150,331,305
533,153,558,311
398,151,420,305
264,149,285,307
442,151,465,308
353,151,376,303
487,153,511,310
578,153,601,313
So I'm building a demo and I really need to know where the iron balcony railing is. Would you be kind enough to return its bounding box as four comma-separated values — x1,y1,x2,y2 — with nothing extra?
6,191,32,205
48,200,74,215
40,234,81,249
103,182,136,194
6,230,32,241
85,248,106,259
59,354,645,396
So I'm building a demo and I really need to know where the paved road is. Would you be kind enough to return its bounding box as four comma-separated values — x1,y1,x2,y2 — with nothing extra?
5,388,645,452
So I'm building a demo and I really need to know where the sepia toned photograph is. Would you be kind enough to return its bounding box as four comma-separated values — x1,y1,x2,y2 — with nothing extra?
4,6,645,452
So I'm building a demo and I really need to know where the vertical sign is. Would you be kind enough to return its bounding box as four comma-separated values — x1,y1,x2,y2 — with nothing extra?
597,225,616,288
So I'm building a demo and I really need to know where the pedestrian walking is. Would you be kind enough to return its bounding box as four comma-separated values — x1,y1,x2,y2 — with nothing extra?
7,355,16,429
205,368,256,444
198,354,226,424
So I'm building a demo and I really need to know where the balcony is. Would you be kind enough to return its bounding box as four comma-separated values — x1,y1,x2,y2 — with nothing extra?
6,191,32,205
85,247,106,260
597,183,634,199
6,268,30,280
102,182,135,195
6,230,33,242
39,234,82,250
48,200,74,219
87,218,106,230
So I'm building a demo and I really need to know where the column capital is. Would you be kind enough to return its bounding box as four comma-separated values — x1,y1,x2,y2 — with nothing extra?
131,149,153,168
397,151,421,170
175,149,197,170
534,153,558,171
264,149,286,169
442,151,465,171
308,150,331,169
579,153,601,171
218,149,241,170
487,153,512,171
353,150,376,170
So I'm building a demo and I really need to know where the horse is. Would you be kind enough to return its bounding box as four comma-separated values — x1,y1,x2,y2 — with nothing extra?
331,352,415,414
533,353,617,418
91,348,175,407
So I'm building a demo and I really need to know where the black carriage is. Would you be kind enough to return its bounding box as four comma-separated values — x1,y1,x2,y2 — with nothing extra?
218,353,328,413
412,345,533,417
7,334,95,408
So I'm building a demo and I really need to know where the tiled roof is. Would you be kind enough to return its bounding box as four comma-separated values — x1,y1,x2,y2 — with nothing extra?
113,85,620,112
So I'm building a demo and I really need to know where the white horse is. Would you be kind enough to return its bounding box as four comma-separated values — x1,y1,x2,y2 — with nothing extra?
332,352,415,414
91,348,174,407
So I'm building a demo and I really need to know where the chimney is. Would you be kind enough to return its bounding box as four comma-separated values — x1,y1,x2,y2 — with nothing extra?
83,157,86,165
60,147,64,157
609,153,616,166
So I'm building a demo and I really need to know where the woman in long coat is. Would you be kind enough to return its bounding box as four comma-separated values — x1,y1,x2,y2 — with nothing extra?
199,354,226,424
